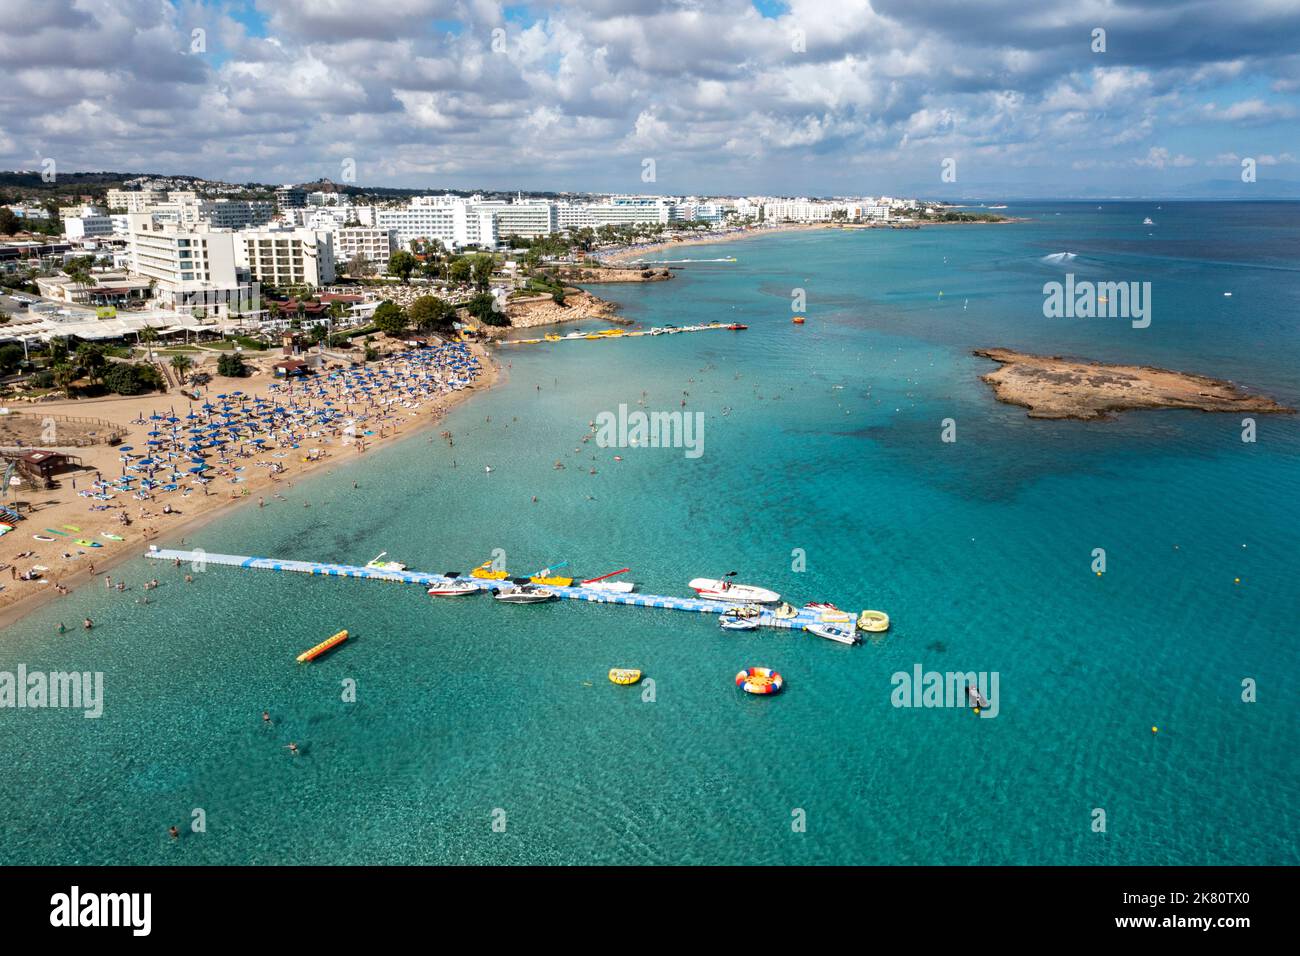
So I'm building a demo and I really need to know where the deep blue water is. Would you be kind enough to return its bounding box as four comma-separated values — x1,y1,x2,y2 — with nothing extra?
1,201,1297,864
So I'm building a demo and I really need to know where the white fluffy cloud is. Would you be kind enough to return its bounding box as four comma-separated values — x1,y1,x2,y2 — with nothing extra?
0,0,1297,193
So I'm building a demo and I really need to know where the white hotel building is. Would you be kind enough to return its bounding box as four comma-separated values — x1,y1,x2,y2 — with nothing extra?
234,226,336,288
375,195,499,251
125,213,243,309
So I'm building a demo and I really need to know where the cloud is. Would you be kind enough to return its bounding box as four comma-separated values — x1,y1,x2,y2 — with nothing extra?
0,0,1296,193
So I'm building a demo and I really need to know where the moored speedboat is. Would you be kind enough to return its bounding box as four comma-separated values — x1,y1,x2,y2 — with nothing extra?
493,583,557,603
365,552,407,572
719,605,763,630
726,323,748,331
690,577,780,604
427,580,479,597
804,621,861,645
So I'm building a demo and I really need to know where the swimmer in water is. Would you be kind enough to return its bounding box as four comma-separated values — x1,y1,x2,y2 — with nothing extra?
286,742,299,756
83,618,94,630
169,826,180,840
262,711,271,725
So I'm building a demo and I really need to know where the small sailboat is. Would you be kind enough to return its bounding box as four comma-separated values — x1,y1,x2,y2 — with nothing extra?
690,572,780,604
803,622,861,645
493,583,557,604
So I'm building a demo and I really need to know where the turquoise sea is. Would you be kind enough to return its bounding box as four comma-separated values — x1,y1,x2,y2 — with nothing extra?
2,201,1298,865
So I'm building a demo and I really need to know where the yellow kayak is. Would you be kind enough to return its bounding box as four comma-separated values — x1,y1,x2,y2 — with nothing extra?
470,562,509,580
608,668,642,686
545,334,561,342
530,575,572,587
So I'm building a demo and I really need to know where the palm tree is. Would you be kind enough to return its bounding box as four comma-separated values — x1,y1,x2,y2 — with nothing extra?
52,362,77,398
170,354,193,380
139,326,159,362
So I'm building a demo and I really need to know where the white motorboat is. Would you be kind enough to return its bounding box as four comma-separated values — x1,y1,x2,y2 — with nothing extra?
1143,217,1154,225
803,622,861,645
427,580,479,597
966,684,990,708
689,577,781,604
581,580,636,593
365,552,407,572
493,584,557,604
719,605,763,630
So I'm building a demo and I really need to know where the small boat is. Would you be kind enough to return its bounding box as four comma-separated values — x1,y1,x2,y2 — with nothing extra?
32,534,56,542
608,668,642,685
528,560,571,587
582,579,635,593
365,552,407,572
966,684,990,709
1143,217,1154,225
297,629,348,663
74,539,102,548
580,568,635,592
470,562,509,580
493,584,557,604
857,609,891,632
719,605,763,631
804,621,861,645
545,334,562,342
735,667,783,695
100,532,124,541
726,323,748,331
792,316,805,324
427,580,479,597
774,602,798,620
690,575,780,604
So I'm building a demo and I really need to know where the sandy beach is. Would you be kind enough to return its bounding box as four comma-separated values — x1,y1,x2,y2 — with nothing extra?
0,342,497,628
599,223,831,265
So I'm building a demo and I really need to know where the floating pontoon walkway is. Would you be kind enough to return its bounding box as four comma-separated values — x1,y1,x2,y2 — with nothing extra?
500,322,745,347
144,548,843,631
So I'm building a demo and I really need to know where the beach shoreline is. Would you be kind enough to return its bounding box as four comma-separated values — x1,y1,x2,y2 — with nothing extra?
599,223,831,265
0,342,499,631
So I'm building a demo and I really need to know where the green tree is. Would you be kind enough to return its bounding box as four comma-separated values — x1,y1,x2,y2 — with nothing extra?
51,362,78,398
471,254,494,292
467,292,508,327
448,256,472,284
388,250,417,284
372,301,408,338
0,342,24,372
75,342,107,384
217,352,248,378
138,326,158,361
170,354,193,378
407,295,455,333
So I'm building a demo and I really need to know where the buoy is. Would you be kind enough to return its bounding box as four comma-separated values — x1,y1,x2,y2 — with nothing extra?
1234,577,1241,584
1151,726,1158,734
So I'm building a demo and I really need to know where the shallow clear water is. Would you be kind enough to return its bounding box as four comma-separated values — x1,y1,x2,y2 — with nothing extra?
2,202,1298,864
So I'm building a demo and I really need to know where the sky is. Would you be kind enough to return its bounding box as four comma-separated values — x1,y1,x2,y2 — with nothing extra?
0,0,1298,197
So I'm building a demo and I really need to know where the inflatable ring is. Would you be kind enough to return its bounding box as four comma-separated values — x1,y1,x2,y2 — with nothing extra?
735,667,784,695
858,610,890,633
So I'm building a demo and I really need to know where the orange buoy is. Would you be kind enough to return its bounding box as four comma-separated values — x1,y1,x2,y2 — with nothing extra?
792,316,806,324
